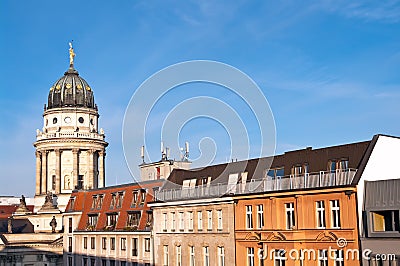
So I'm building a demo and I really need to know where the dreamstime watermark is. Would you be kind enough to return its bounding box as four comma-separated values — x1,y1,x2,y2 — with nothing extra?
256,238,396,262
122,60,276,193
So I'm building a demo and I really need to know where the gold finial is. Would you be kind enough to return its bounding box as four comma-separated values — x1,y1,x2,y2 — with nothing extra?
69,41,75,67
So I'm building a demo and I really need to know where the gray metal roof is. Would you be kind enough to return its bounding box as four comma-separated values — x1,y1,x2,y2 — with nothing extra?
364,179,400,210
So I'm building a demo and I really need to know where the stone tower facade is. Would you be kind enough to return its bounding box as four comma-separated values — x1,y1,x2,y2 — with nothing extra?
33,45,108,204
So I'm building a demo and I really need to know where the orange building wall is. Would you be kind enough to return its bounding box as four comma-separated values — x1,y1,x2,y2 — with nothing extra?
235,188,360,266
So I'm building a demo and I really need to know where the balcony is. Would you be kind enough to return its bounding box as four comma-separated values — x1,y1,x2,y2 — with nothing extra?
36,131,105,141
155,169,357,201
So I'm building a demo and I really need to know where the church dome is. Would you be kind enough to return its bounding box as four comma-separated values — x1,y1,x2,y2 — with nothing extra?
47,43,96,110
47,67,96,110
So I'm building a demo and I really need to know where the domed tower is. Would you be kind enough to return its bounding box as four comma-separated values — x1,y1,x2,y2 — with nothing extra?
34,43,108,208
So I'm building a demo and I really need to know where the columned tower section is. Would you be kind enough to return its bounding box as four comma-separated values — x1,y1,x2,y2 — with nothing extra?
34,44,108,198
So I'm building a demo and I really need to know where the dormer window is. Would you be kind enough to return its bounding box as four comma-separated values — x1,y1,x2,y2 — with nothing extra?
110,193,117,209
116,192,124,208
127,211,141,227
139,189,146,205
97,195,104,209
328,159,349,173
106,213,118,228
131,190,139,207
87,214,98,228
266,167,285,179
91,195,97,209
69,197,76,211
291,164,308,177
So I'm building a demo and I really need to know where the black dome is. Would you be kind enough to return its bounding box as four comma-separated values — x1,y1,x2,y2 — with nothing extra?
47,67,96,110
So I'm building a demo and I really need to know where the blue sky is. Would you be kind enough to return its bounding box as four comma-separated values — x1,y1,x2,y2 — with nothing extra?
1,1,399,196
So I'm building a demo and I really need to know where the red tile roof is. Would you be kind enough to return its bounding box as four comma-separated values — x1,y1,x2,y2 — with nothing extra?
0,205,34,219
66,180,164,232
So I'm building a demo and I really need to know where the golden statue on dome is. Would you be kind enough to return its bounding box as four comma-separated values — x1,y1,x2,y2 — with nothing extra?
69,41,75,67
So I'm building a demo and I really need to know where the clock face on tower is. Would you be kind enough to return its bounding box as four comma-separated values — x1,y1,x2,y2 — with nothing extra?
64,117,72,124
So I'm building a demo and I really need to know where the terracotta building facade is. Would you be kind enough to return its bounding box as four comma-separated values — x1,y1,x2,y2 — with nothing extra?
63,180,163,266
235,187,359,266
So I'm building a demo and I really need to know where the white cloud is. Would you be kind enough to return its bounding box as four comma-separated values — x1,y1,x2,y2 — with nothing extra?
320,0,400,23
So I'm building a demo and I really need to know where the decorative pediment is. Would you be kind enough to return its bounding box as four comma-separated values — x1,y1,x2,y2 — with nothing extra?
265,232,286,241
174,241,182,247
244,232,262,241
316,231,338,242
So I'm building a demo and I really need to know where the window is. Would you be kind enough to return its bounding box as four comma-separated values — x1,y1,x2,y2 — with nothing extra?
90,237,95,249
334,250,344,266
132,190,139,206
139,189,146,205
218,246,225,266
145,238,151,252
52,175,56,190
257,205,264,229
207,210,212,230
285,202,295,229
110,260,115,266
163,213,168,231
132,238,138,256
179,212,184,231
127,211,141,227
106,213,118,227
275,250,286,266
217,210,223,230
198,211,203,230
117,192,124,208
189,246,195,266
102,237,106,250
83,258,88,266
91,195,97,209
68,256,73,266
371,210,400,232
163,245,169,266
121,238,126,251
247,247,255,266
318,250,328,266
83,237,88,249
78,175,84,189
69,197,75,211
267,167,285,178
330,200,341,228
97,195,104,209
88,214,98,228
146,210,153,227
246,205,253,229
68,237,72,252
316,201,326,229
102,259,107,266
171,212,176,231
339,159,348,170
328,160,336,172
176,246,182,266
110,237,115,250
68,217,72,233
110,193,117,208
204,246,210,266
292,165,303,177
188,211,194,231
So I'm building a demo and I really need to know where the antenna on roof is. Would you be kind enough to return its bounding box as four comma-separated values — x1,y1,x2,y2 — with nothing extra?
161,141,166,160
183,141,189,161
141,145,145,163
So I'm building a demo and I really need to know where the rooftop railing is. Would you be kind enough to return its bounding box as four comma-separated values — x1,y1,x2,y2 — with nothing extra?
155,168,357,202
36,131,105,141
